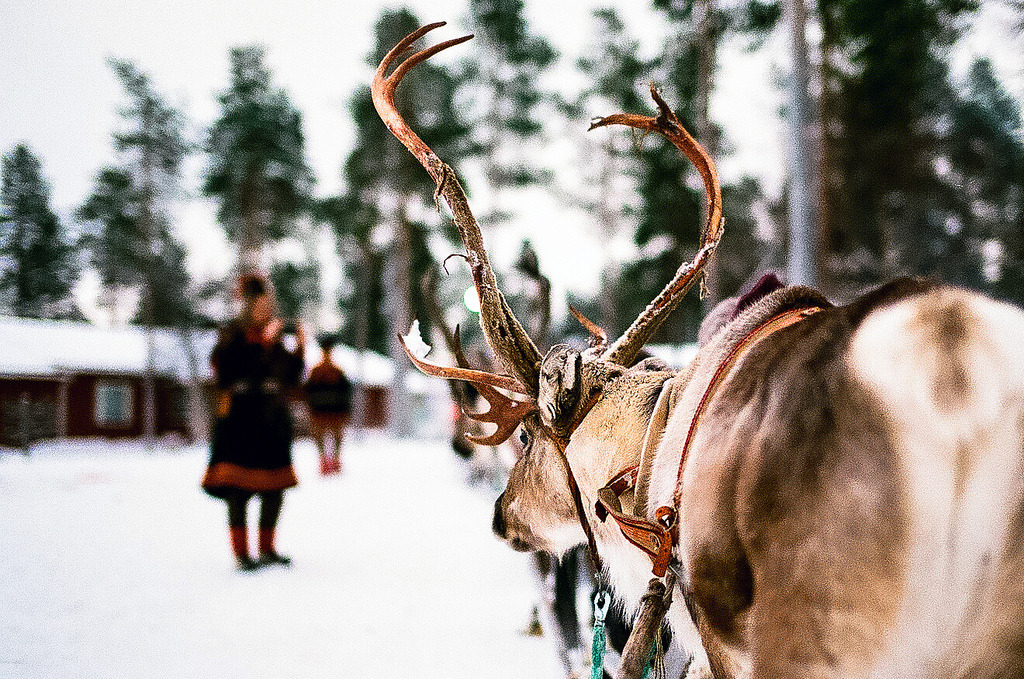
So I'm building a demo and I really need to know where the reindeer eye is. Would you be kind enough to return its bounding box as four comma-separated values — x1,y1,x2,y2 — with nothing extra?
519,429,531,449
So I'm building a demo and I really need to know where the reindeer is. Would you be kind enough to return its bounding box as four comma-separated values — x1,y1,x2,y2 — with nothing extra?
373,23,1024,679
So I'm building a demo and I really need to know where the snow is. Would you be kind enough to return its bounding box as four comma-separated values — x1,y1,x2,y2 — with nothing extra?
0,433,566,678
0,316,395,387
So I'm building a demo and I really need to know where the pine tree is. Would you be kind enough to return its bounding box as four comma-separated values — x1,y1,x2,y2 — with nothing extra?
204,45,313,273
78,167,144,302
318,9,470,356
463,0,558,222
817,0,980,293
574,9,651,334
78,60,199,446
270,260,321,322
0,144,80,319
942,58,1024,305
575,3,771,343
147,234,197,326
314,194,387,355
79,59,193,327
317,8,472,435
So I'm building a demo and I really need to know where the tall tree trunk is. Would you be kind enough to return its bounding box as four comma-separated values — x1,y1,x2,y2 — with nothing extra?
350,241,374,438
817,18,837,294
176,327,209,442
786,0,820,288
695,0,722,304
385,202,415,438
140,144,157,450
239,167,265,274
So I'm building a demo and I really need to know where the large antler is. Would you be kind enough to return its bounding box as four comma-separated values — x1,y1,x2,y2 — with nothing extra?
590,84,724,367
419,268,535,445
373,23,543,395
398,333,537,446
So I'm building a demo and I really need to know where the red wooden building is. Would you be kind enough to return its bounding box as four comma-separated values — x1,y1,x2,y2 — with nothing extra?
0,317,394,447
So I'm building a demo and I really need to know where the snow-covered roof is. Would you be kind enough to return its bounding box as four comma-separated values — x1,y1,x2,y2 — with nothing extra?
0,316,204,379
0,316,394,387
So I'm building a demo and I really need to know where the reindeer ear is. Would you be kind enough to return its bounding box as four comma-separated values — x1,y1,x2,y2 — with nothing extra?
538,344,583,430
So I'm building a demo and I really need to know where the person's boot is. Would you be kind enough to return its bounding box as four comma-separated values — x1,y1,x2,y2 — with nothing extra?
257,528,291,566
231,527,258,571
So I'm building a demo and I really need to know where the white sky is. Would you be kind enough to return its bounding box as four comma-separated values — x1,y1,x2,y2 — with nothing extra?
2,0,1021,316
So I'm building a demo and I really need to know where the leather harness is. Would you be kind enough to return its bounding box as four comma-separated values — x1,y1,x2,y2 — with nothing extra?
595,305,823,576
547,391,605,572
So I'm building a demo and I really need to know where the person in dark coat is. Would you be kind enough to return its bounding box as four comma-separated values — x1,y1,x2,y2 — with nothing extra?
304,334,353,475
201,274,305,571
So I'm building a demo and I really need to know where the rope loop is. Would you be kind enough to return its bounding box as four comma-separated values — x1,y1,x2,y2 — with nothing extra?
590,589,611,679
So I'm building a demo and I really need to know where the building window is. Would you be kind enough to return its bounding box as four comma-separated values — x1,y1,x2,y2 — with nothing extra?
94,379,134,427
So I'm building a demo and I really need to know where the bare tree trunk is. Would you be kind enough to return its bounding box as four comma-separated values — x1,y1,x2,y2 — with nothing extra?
139,145,157,450
695,0,723,304
597,134,620,331
349,242,374,439
786,0,820,288
817,34,836,294
177,327,209,442
56,378,69,438
385,203,415,438
142,326,157,448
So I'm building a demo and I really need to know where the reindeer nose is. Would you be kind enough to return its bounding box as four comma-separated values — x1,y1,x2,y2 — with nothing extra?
492,492,507,539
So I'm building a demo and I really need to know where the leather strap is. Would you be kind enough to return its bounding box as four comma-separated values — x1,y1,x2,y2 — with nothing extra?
549,392,605,572
597,305,823,577
666,306,822,513
596,466,675,576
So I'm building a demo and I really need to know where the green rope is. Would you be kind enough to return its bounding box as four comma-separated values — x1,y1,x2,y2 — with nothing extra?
641,634,656,679
590,590,610,679
591,590,662,679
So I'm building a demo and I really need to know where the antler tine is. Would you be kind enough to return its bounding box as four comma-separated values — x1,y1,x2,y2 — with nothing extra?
398,334,537,446
398,334,528,394
568,305,608,352
590,83,724,367
373,23,544,395
374,22,472,184
449,325,475,370
463,386,539,446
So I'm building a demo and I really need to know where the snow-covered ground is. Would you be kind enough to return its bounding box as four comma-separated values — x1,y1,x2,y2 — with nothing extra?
0,433,566,679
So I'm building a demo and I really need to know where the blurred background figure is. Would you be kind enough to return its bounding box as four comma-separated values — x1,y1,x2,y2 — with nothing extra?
201,274,306,570
304,334,353,476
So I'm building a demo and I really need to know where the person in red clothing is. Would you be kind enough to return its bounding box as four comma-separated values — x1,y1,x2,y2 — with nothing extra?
201,274,306,570
304,335,353,475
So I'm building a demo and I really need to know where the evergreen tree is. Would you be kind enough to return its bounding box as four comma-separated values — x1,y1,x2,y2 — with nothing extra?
817,0,980,293
147,234,198,326
78,60,197,445
78,168,144,295
0,144,80,319
575,4,770,343
317,8,473,435
79,59,193,327
270,259,321,322
574,9,651,333
463,0,558,222
941,59,1024,305
734,0,1021,301
319,8,469,358
204,45,313,272
314,194,387,355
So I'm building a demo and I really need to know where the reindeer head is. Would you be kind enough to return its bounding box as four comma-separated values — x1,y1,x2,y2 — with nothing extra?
373,23,723,559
